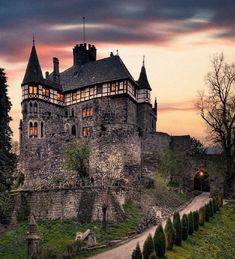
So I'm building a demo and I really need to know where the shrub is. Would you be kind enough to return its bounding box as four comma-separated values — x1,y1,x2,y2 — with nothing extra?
153,224,166,257
41,246,60,259
143,234,154,259
199,207,205,226
209,200,214,217
173,212,182,246
188,211,194,235
66,240,84,255
181,214,188,240
205,204,210,222
217,194,223,207
193,211,199,231
164,218,175,250
0,192,13,225
132,242,143,259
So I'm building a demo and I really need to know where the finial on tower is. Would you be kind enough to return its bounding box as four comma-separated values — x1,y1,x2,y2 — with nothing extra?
83,17,86,43
143,55,145,66
33,34,35,46
116,49,119,55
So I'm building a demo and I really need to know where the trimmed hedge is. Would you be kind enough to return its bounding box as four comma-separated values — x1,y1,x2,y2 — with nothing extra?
181,214,188,241
153,224,166,258
173,212,182,246
165,218,175,250
188,211,194,235
193,210,199,231
132,242,143,259
143,234,154,259
199,207,205,226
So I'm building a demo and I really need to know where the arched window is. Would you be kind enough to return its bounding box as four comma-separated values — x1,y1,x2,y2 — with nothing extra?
34,122,38,137
71,108,75,117
41,122,44,137
34,102,38,114
29,122,33,137
29,102,33,113
71,125,76,136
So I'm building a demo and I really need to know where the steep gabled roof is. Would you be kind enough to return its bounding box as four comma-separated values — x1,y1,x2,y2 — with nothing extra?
58,55,135,91
22,45,44,85
137,64,151,90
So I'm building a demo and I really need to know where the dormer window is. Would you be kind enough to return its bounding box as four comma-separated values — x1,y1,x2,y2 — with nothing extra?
42,87,50,97
28,85,38,95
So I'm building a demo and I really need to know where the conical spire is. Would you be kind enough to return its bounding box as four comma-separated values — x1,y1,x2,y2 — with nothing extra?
137,58,151,90
22,42,43,85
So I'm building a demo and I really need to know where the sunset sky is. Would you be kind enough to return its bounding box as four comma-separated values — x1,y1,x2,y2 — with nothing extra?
1,0,235,143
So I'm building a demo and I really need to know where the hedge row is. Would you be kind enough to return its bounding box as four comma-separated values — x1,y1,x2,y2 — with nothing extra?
132,194,223,259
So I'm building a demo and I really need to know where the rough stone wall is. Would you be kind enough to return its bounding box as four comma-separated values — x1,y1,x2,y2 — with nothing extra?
137,103,156,132
12,188,125,223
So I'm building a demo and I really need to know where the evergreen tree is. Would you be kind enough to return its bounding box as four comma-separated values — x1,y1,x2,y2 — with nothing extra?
188,211,194,235
143,234,154,259
0,68,15,191
132,242,143,259
209,200,214,217
199,207,205,226
213,197,218,212
149,252,157,259
164,218,175,250
205,204,210,222
173,212,182,246
153,224,166,257
181,214,188,240
193,211,199,231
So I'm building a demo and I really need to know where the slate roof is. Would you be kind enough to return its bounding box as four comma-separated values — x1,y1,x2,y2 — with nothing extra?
22,45,44,85
57,55,136,92
137,65,151,90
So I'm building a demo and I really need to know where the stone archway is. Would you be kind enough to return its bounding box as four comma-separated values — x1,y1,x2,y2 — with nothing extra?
194,170,210,192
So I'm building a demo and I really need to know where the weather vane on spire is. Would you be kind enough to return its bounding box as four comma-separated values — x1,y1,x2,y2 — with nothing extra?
33,34,35,46
143,55,145,66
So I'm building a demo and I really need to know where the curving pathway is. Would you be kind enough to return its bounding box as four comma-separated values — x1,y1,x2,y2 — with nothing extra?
90,192,210,259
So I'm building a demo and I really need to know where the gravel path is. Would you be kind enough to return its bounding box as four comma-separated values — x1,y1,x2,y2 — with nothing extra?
90,192,210,259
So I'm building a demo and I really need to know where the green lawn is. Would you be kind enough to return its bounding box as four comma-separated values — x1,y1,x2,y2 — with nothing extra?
166,202,235,259
0,201,144,259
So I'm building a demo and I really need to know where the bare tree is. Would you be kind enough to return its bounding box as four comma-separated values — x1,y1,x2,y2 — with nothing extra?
197,53,235,189
95,150,127,230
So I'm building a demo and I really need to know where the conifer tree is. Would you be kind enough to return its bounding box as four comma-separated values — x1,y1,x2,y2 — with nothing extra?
164,218,175,250
143,234,154,259
153,224,166,257
188,211,194,235
181,214,188,240
209,200,214,217
0,68,15,191
132,242,143,259
199,207,205,226
193,210,199,231
213,197,218,212
173,212,182,246
205,204,210,222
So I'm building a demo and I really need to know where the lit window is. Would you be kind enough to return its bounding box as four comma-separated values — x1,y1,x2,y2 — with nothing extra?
72,92,77,101
82,107,93,118
97,84,102,94
110,82,116,92
82,127,90,137
119,81,124,90
28,85,38,94
42,88,50,97
29,122,33,137
89,87,95,96
34,122,38,137
81,90,86,98
57,92,64,102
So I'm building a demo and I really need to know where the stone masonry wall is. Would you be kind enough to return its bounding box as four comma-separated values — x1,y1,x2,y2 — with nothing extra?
12,188,126,223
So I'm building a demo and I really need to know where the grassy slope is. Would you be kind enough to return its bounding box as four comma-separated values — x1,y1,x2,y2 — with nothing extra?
166,202,235,259
0,201,144,259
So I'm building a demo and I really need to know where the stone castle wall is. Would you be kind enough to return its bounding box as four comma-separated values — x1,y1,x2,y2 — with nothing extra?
12,187,126,223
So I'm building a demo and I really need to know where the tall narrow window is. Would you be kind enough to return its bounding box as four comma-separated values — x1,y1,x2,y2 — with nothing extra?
110,82,116,92
71,108,74,117
82,127,90,137
34,122,38,137
71,125,76,136
96,84,102,94
29,122,33,137
29,102,33,113
42,87,50,97
29,85,38,94
34,102,38,114
72,92,77,101
41,122,44,137
119,81,124,91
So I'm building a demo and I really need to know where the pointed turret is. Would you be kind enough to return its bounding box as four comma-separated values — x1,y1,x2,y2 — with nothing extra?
137,58,151,90
22,41,43,85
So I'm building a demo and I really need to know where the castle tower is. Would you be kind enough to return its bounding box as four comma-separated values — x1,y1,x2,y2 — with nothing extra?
137,59,157,132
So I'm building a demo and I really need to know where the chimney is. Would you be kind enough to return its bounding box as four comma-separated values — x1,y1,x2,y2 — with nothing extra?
53,57,60,83
45,71,49,79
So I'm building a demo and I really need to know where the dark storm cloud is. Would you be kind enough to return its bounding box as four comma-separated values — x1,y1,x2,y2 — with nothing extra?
0,0,235,63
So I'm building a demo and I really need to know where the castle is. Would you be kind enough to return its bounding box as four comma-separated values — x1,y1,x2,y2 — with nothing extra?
15,40,222,222
19,41,157,190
